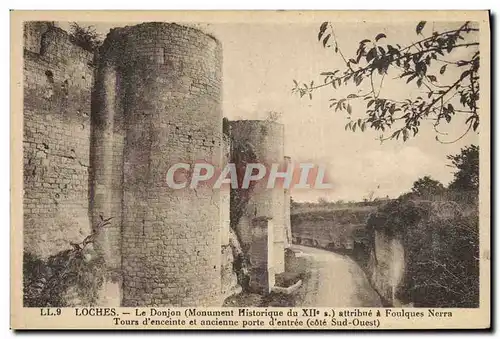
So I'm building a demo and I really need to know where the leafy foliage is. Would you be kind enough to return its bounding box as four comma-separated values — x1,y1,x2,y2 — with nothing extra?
366,198,425,239
222,117,230,136
229,130,258,292
403,209,479,307
23,216,112,307
447,144,479,191
229,139,258,231
69,22,102,52
293,21,480,142
365,198,479,307
410,176,445,196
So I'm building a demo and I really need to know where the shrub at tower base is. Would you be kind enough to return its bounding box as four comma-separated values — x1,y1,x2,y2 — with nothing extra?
23,217,112,307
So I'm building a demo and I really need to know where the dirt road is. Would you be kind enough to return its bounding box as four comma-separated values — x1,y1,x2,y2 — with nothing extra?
292,245,382,307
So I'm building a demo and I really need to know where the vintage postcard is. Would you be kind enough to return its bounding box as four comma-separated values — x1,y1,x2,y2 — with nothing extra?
10,10,491,330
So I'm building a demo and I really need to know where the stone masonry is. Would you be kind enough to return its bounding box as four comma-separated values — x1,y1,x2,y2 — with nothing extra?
93,23,223,307
23,22,94,259
23,21,290,307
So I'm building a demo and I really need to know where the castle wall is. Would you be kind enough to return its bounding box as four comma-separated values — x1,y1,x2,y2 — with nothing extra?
220,135,231,246
93,23,223,306
23,22,94,259
23,21,290,306
290,208,373,250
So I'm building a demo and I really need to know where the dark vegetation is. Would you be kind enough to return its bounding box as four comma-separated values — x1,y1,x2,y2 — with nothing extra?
362,196,478,307
291,208,375,224
403,210,479,307
229,139,258,232
68,23,102,53
223,291,296,307
362,146,479,307
410,176,445,196
228,124,258,293
447,144,479,191
23,217,112,307
291,198,388,215
275,271,303,288
222,117,230,136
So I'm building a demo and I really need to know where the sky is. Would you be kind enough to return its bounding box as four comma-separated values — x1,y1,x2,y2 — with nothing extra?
58,20,479,202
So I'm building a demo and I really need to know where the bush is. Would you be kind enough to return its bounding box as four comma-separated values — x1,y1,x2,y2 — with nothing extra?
403,213,479,307
366,198,425,239
365,198,479,307
275,272,302,288
23,250,105,307
23,217,112,307
69,23,102,52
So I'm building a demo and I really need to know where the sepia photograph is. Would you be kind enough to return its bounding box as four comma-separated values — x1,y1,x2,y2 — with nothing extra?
11,10,490,329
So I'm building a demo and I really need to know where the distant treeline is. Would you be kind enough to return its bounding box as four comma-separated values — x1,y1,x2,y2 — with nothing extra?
291,198,391,215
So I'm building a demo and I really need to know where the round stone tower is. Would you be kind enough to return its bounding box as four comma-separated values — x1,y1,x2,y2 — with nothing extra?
92,23,223,306
229,120,286,289
230,120,285,233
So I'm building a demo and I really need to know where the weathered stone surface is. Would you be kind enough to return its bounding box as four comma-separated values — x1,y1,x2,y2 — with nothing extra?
23,22,94,259
367,230,405,305
24,22,224,307
23,21,289,307
221,244,241,300
94,23,223,307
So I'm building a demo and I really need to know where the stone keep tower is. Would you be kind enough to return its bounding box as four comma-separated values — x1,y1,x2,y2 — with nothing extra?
91,23,223,306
